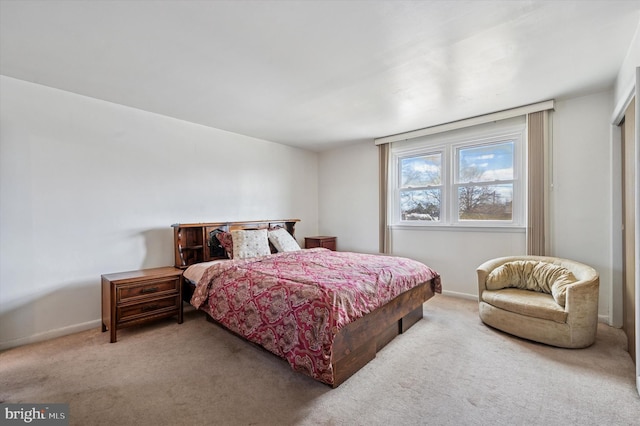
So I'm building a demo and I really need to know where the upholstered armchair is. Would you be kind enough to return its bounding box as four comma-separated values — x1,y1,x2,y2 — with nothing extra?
477,256,599,348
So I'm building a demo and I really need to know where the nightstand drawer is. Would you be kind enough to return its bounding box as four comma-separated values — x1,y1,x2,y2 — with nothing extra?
117,277,180,302
118,295,181,323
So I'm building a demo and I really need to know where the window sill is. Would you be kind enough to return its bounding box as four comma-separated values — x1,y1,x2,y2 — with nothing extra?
390,224,526,233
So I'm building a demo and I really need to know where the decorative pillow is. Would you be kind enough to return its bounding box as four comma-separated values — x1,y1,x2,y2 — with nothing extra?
485,262,518,290
268,228,301,252
551,272,578,307
215,231,234,259
231,229,271,259
486,260,577,306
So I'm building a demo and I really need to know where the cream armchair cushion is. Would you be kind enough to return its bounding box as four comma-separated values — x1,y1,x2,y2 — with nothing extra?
485,260,577,306
477,256,599,348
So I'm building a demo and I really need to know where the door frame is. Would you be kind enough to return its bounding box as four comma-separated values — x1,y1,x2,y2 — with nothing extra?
611,68,639,396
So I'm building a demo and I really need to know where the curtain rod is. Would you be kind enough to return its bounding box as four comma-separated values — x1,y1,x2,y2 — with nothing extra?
374,100,555,145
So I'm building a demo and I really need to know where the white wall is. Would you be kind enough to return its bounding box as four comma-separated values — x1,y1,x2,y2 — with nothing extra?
391,229,525,298
319,89,615,315
551,90,614,317
0,76,319,349
614,19,639,111
318,142,379,253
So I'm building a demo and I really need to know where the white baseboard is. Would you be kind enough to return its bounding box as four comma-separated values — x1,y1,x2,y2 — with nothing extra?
0,319,101,351
599,314,612,325
440,289,477,301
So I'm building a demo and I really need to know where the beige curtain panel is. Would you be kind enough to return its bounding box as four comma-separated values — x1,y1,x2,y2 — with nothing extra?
527,110,549,256
379,143,390,254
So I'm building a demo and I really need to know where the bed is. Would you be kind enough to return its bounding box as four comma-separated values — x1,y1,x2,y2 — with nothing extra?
172,219,441,387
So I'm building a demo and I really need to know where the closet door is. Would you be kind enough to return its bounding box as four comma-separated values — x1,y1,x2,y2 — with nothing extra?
621,98,636,363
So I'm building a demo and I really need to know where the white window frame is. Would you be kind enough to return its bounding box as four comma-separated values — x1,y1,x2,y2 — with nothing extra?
396,146,447,222
390,118,526,229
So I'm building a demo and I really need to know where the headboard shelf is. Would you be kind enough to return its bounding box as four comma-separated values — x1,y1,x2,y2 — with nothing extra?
172,219,300,268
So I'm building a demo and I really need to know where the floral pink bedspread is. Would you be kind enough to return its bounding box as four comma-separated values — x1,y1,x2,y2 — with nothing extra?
191,248,441,385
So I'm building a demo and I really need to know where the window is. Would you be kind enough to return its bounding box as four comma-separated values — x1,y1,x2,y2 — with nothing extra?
399,152,443,221
455,141,514,222
391,119,525,227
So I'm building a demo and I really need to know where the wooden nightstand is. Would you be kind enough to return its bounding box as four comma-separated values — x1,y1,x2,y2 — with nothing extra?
305,236,337,251
101,266,183,343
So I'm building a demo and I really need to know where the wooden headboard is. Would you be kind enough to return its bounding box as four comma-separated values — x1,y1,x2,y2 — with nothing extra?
171,219,300,268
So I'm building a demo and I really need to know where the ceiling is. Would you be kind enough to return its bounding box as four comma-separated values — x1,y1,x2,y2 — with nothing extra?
1,1,639,152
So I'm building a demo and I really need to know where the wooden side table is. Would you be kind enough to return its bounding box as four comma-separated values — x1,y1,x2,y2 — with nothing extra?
305,236,337,251
101,266,183,343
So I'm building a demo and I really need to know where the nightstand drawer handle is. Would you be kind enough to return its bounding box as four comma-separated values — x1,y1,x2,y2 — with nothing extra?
141,287,159,294
141,304,159,312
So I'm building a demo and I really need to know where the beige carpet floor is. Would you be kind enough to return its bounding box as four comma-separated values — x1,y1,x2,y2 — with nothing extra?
1,295,638,425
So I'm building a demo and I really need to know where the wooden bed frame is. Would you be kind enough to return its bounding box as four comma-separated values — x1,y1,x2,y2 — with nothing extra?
172,219,437,387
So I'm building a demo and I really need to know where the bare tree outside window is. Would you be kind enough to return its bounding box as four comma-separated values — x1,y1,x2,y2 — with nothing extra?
458,184,513,220
457,142,514,221
401,189,441,221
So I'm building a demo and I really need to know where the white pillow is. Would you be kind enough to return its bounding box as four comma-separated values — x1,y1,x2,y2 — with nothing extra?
268,228,301,252
231,229,271,259
183,260,228,284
